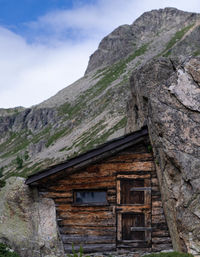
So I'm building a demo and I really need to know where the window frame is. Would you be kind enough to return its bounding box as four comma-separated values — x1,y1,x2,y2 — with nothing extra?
73,189,108,206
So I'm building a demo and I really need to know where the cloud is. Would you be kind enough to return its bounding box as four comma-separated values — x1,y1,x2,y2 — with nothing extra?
26,0,200,42
1,0,200,108
0,27,97,108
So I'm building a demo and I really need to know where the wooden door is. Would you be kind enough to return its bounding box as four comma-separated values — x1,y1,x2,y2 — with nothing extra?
117,175,151,248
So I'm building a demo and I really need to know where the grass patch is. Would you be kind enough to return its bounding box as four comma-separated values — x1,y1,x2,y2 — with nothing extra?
193,49,200,56
161,24,194,57
45,127,72,147
58,44,148,123
1,133,30,158
76,116,127,154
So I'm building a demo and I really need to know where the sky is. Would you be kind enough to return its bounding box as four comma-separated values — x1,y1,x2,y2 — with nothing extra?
0,0,200,108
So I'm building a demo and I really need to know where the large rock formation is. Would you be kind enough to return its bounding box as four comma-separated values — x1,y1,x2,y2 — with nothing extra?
126,57,200,255
0,177,64,257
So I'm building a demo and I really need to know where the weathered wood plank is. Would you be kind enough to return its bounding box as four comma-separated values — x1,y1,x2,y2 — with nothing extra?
39,191,72,198
116,205,151,213
152,207,164,216
49,181,116,191
61,234,115,244
107,195,116,203
117,213,122,241
64,243,116,253
152,230,170,237
57,210,114,220
58,217,115,226
151,178,159,185
59,225,116,236
130,227,152,231
152,237,172,244
117,180,120,205
54,198,73,204
152,201,163,208
56,204,111,212
117,174,150,179
105,153,153,163
58,175,114,185
117,242,150,248
152,243,173,251
100,162,154,172
152,214,166,224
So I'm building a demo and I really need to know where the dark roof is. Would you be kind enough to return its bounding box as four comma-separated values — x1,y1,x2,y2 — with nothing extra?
25,126,148,185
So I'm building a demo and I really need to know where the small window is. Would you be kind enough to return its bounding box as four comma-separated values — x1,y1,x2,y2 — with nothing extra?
74,190,107,205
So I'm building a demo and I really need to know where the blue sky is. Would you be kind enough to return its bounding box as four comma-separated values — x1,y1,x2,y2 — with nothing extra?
0,0,200,108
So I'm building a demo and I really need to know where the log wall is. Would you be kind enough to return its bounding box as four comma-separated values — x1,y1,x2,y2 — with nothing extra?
37,142,172,253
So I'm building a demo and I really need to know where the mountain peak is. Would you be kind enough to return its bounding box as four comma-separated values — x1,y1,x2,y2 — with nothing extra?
85,8,199,74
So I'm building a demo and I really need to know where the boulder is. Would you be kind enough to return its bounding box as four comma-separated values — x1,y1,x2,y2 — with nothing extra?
0,177,64,257
126,57,200,255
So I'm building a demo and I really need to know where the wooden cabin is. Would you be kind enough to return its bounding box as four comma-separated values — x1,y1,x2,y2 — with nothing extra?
26,127,172,254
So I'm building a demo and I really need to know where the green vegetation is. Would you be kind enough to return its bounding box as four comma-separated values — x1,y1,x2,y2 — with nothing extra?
0,180,6,188
0,167,3,178
45,127,71,147
193,49,200,56
16,156,23,169
0,132,30,159
162,24,194,57
143,252,193,257
0,243,20,257
75,116,127,154
0,167,5,188
58,43,148,135
147,145,152,152
24,151,29,161
67,244,90,257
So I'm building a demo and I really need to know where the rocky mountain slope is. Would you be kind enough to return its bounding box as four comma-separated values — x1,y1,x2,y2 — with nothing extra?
0,7,200,181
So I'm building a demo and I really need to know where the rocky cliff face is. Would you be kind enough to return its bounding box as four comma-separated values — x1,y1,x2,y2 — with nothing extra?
126,57,200,255
1,7,200,181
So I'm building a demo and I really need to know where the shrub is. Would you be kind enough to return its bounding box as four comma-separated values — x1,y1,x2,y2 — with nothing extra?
0,243,20,257
67,244,90,257
0,167,3,178
0,180,6,188
143,252,194,257
16,156,23,169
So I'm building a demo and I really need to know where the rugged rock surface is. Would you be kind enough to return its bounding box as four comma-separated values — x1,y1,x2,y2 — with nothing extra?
85,8,200,74
126,57,200,255
0,177,64,257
